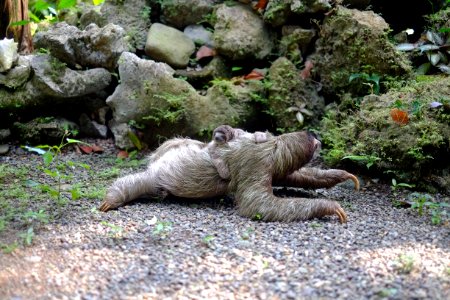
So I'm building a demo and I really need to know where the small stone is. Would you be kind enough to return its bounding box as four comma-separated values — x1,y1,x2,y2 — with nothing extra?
0,144,9,154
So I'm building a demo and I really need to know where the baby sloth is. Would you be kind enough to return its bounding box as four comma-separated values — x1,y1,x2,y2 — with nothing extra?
99,125,359,223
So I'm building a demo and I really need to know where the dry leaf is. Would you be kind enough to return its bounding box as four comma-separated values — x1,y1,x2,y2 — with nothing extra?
390,108,409,125
79,145,93,154
244,70,264,80
117,150,129,159
196,46,216,60
254,0,268,10
91,145,104,153
300,60,314,79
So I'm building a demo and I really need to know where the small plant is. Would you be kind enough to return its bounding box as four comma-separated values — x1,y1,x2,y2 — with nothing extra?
0,242,19,254
23,130,90,209
342,154,381,169
409,192,449,225
391,179,415,192
349,73,381,95
100,221,124,238
393,254,415,274
19,227,35,246
153,221,173,239
202,235,216,248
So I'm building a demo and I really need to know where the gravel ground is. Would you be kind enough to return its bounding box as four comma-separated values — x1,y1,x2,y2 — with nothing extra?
0,139,449,300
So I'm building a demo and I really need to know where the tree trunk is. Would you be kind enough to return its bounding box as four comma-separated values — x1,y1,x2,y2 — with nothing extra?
1,0,33,54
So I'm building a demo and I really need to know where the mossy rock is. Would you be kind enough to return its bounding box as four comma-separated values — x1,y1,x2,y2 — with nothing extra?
320,75,450,192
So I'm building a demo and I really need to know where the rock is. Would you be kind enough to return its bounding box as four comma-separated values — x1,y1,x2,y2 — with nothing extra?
145,23,196,69
33,22,129,70
0,129,11,142
281,26,316,54
0,56,31,89
107,52,258,147
213,3,275,60
290,0,332,14
320,76,450,191
79,113,108,138
0,144,9,155
310,6,412,96
0,38,18,72
30,54,112,98
100,0,152,51
79,6,107,29
161,0,215,29
13,117,79,144
175,56,231,87
108,121,135,150
267,57,324,129
184,25,214,47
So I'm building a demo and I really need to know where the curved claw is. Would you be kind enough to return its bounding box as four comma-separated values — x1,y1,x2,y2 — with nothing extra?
99,201,112,212
335,206,348,223
347,173,360,191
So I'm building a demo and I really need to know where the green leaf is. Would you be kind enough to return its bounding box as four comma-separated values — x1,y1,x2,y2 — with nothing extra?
22,146,46,155
10,20,31,26
43,151,54,166
92,0,105,5
33,0,51,12
57,0,77,10
71,188,81,200
231,66,243,72
44,169,58,177
127,131,143,150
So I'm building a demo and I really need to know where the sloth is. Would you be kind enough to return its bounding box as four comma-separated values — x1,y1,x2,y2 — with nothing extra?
208,125,271,179
99,126,359,223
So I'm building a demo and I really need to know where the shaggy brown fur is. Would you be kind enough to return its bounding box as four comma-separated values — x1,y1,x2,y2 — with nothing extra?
100,126,359,223
208,125,271,179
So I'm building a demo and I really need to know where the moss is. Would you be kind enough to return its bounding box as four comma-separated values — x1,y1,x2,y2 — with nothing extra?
320,76,450,188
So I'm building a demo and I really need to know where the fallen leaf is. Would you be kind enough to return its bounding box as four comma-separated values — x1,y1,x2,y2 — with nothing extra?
79,145,93,154
300,60,314,79
254,0,268,10
196,46,216,60
117,150,129,159
91,144,104,153
244,70,264,80
390,108,409,125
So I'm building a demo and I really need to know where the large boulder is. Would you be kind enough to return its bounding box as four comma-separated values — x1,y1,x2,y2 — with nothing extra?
0,38,18,72
0,54,111,109
213,3,275,61
267,57,324,130
320,76,450,193
0,56,31,89
145,23,196,69
161,0,216,29
106,52,261,147
100,0,151,51
30,55,111,98
310,6,412,97
33,22,129,70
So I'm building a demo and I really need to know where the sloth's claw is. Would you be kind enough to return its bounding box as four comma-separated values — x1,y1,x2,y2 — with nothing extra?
347,173,360,191
99,201,111,212
335,207,348,223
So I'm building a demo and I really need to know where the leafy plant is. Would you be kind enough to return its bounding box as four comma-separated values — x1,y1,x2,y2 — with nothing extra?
409,192,449,225
396,30,450,74
23,130,90,208
394,254,415,274
391,178,415,192
19,227,35,246
342,154,381,169
349,73,381,95
153,221,173,238
100,221,124,238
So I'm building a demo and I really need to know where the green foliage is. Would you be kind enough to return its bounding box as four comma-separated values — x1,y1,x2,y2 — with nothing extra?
19,227,35,246
153,221,173,238
23,131,91,207
394,254,415,274
342,155,381,169
349,73,381,95
408,192,449,225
